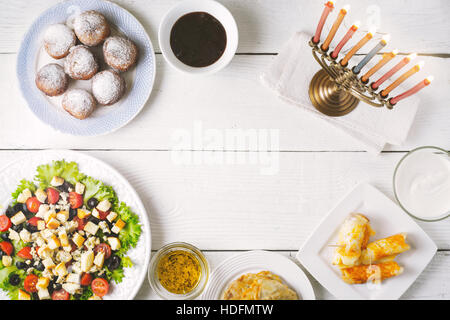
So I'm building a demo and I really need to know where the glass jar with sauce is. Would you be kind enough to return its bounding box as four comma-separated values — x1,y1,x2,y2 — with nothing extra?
148,242,210,299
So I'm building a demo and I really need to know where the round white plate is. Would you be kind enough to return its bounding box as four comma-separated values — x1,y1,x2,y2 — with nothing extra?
0,150,151,300
16,0,156,136
201,251,315,300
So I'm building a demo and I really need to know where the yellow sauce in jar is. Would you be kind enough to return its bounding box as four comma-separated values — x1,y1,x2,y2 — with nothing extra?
156,250,201,294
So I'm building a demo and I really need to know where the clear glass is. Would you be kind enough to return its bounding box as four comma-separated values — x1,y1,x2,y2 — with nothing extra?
393,146,450,222
148,242,210,300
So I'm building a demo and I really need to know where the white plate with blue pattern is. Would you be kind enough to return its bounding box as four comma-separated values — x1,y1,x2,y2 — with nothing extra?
16,0,156,136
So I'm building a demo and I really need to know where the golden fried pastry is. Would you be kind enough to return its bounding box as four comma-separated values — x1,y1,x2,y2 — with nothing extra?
361,233,410,265
64,45,99,80
91,70,126,105
35,63,69,96
103,36,139,72
340,261,404,284
73,10,110,46
333,214,375,268
62,89,96,120
43,24,76,59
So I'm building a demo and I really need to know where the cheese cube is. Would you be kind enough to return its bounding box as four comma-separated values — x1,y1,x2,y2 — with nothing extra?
96,199,111,212
72,233,85,248
46,217,60,229
18,289,31,300
8,229,20,241
66,273,80,284
107,237,121,251
56,210,69,223
35,188,47,203
111,219,126,234
37,220,46,231
36,204,49,219
88,295,102,300
11,211,26,225
37,277,50,290
93,252,105,268
81,251,94,272
50,176,64,187
19,229,31,243
62,283,80,295
41,228,53,239
99,221,110,234
38,288,51,300
37,246,52,259
55,262,68,277
2,255,12,267
75,182,85,195
56,250,72,263
17,189,32,203
84,221,99,235
58,230,69,247
106,211,117,223
92,208,100,219
62,245,72,253
44,210,57,223
42,257,55,269
77,209,91,219
47,235,60,250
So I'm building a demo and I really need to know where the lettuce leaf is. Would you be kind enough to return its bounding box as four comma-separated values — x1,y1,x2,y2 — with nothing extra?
116,202,141,256
11,179,36,204
0,267,25,300
81,176,117,207
35,160,84,188
104,265,125,283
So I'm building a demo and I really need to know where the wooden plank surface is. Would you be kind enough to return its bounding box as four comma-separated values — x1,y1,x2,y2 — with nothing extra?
0,0,449,54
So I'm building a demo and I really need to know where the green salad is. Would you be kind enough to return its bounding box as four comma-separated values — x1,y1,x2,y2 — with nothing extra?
0,160,141,300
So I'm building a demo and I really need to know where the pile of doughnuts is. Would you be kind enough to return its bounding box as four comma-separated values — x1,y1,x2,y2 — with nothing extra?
35,10,139,120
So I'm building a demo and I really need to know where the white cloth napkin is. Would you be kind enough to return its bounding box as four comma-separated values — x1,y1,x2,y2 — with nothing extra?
260,32,420,154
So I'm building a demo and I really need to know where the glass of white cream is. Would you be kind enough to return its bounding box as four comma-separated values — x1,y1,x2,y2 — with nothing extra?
394,146,450,221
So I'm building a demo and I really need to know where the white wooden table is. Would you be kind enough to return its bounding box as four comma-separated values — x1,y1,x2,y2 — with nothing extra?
1,0,449,300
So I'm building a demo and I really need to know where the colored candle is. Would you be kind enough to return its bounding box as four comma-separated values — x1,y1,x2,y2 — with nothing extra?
321,5,350,51
331,21,360,59
353,34,390,74
372,53,417,90
361,49,398,82
313,1,335,44
340,27,376,66
381,61,424,97
390,76,433,105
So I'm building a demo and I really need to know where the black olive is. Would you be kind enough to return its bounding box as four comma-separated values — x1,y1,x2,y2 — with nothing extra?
25,222,38,233
11,224,23,232
87,198,99,210
13,203,23,213
88,215,100,224
5,206,15,218
73,293,81,300
0,233,9,241
9,273,21,286
0,250,4,258
59,181,74,193
15,261,27,269
107,255,121,270
69,208,77,221
36,262,45,271
53,283,62,291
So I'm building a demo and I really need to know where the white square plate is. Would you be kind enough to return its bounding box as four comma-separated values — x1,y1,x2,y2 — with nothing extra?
296,183,437,300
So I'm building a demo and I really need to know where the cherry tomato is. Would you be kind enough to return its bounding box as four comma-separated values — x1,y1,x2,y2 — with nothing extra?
80,273,93,286
97,210,109,220
51,289,70,300
0,215,12,232
24,274,38,293
0,241,13,256
46,188,60,205
73,216,87,231
17,247,33,259
91,278,109,297
26,197,41,213
94,243,111,259
69,192,83,209
27,216,42,227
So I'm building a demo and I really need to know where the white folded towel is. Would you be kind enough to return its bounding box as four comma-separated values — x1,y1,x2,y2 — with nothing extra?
260,32,420,154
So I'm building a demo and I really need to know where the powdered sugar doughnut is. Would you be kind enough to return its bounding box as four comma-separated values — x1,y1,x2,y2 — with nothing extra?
92,70,126,105
73,11,110,46
35,63,69,96
103,36,138,72
64,45,99,80
62,89,96,119
43,24,76,59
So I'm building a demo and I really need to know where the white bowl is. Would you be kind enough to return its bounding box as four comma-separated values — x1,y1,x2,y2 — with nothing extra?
158,0,238,75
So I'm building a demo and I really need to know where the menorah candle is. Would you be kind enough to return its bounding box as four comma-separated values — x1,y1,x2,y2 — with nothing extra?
381,61,424,97
330,21,360,59
361,49,398,83
313,1,335,44
340,27,376,66
353,34,390,74
371,53,416,90
321,5,350,51
390,76,433,105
